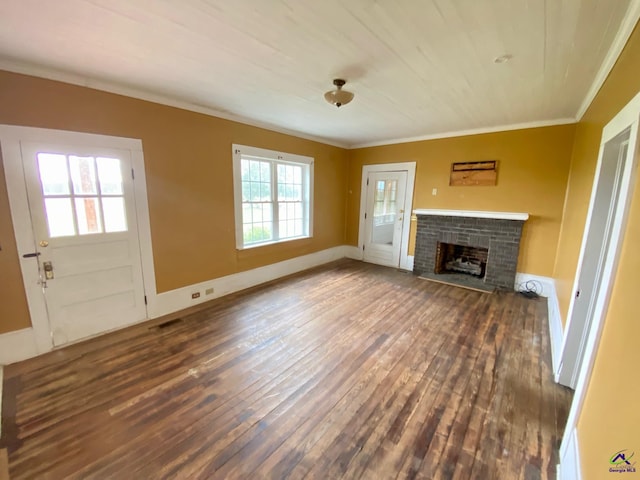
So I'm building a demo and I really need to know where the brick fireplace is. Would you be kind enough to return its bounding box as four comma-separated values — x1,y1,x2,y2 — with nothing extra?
413,210,528,290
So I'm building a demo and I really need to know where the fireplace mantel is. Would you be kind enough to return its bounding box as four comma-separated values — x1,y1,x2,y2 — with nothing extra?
413,209,529,221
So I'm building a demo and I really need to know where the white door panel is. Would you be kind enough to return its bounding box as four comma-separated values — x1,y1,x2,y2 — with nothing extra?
20,141,147,347
363,171,407,267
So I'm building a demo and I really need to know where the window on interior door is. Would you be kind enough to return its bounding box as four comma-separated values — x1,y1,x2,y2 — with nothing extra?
373,179,397,226
232,144,313,249
37,153,127,237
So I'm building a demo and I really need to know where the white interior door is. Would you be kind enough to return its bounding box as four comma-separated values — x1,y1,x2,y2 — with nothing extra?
557,125,636,388
20,141,147,347
362,171,407,267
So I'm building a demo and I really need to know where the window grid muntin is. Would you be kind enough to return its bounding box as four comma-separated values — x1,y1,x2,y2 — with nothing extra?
238,152,310,248
277,163,304,239
241,158,274,244
373,179,398,226
37,153,128,238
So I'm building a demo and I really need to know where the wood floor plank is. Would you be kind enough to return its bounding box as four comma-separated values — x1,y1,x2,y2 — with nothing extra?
0,259,573,479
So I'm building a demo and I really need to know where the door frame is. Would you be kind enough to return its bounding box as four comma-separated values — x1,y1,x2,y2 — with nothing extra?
560,90,640,463
358,162,416,270
556,128,631,388
0,125,157,354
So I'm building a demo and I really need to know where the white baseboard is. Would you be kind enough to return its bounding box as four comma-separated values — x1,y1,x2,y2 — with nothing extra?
547,280,564,376
344,246,412,271
0,246,350,365
344,245,363,261
514,272,554,298
0,247,439,366
0,327,38,366
558,428,582,480
515,273,564,375
147,246,349,319
404,255,415,271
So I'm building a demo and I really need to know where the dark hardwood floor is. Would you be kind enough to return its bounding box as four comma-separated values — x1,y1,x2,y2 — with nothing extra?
1,259,573,479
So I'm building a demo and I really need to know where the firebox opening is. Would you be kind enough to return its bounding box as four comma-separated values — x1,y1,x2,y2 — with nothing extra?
435,242,488,279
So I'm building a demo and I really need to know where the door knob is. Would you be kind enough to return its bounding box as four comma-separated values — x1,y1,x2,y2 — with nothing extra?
39,240,49,247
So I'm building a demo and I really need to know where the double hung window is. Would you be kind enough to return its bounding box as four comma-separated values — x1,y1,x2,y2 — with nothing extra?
232,144,313,249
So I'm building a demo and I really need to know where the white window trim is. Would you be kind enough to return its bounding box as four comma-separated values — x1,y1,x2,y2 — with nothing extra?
232,144,314,250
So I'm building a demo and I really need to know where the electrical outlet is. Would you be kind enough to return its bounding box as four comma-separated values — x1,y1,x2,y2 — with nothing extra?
191,292,200,299
205,288,214,295
432,188,438,196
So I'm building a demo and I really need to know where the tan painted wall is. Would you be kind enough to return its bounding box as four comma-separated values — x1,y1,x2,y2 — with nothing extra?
577,185,640,478
2,23,639,470
553,26,640,322
0,154,32,334
0,70,348,335
552,25,640,479
347,125,576,276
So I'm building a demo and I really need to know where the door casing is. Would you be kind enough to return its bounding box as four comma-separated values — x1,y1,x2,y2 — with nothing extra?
0,125,157,354
559,90,640,465
557,130,631,388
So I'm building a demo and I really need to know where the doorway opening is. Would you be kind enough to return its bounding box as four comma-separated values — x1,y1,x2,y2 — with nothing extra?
557,127,634,388
559,90,640,474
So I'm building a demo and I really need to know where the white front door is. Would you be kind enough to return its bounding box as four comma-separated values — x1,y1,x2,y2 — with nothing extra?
19,141,147,346
362,170,407,267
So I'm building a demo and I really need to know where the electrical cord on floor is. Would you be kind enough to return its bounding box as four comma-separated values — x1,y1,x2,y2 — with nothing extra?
517,279,543,299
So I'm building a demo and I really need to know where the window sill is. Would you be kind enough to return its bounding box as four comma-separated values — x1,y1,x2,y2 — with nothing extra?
237,235,311,251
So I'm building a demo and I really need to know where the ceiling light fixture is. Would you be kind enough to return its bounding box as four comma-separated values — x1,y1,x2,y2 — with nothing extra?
324,79,354,108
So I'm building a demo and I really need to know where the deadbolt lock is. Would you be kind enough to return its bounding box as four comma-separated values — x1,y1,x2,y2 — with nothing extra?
43,261,54,280
39,240,49,247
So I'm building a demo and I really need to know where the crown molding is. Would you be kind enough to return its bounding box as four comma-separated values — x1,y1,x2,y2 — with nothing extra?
0,58,350,149
3,3,637,156
348,118,577,149
575,0,640,120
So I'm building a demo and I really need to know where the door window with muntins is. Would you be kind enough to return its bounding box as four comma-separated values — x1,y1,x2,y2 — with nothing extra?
37,153,127,237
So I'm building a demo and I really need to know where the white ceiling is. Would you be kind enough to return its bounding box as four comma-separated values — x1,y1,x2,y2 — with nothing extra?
0,0,636,148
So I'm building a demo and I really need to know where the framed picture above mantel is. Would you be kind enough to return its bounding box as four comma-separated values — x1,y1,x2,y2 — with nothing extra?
450,160,498,186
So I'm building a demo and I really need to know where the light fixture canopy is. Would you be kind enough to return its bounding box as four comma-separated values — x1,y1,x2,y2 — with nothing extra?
324,78,354,108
